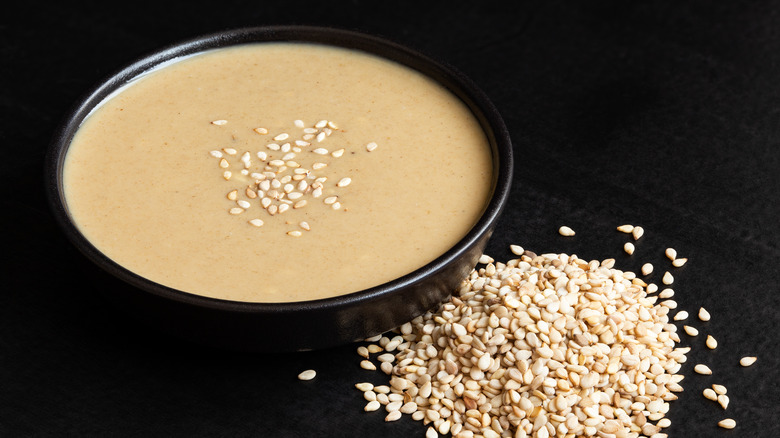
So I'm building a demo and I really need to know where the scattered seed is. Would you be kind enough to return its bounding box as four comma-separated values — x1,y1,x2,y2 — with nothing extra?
683,325,699,336
385,411,402,422
694,364,712,375
315,119,328,129
297,369,316,381
219,158,230,169
287,230,302,237
324,196,338,205
699,307,711,321
316,132,326,142
253,127,268,134
659,288,674,299
662,271,674,285
209,150,223,158
672,258,688,267
712,384,727,395
226,190,238,201
211,119,227,125
642,263,653,275
222,171,232,180
300,221,311,231
740,356,757,367
248,219,264,227
360,360,376,370
332,148,345,158
229,207,244,215
673,310,689,321
337,177,352,187
223,148,237,155
665,248,677,260
703,388,718,401
426,426,438,438
267,143,281,151
632,226,644,240
718,419,736,429
365,400,381,412
236,200,251,209
706,335,718,349
624,242,635,255
332,202,341,210
617,224,634,233
558,225,575,236
366,142,378,152
509,244,524,255
294,200,307,209
717,394,730,409
273,133,289,141
312,148,329,155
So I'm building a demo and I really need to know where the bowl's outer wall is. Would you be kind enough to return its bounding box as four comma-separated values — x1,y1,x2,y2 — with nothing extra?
47,26,513,352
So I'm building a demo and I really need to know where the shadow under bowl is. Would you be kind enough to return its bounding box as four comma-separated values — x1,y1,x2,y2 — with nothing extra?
45,26,513,352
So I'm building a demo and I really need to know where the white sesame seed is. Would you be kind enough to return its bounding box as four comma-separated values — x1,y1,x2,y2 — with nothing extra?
312,187,323,198
647,283,658,293
303,127,317,134
267,143,280,151
294,200,307,209
240,169,249,175
617,224,634,233
267,205,278,215
297,369,316,380
558,226,575,236
261,197,272,208
385,411,402,422
302,134,315,140
294,140,310,147
337,177,352,187
223,148,237,155
641,263,653,276
694,364,712,375
253,127,268,134
294,120,304,128
223,171,232,180
718,419,736,429
300,221,311,231
281,142,291,153
740,356,757,367
672,258,688,267
313,148,329,155
219,158,230,169
229,207,244,215
683,325,699,336
327,121,338,129
703,388,718,401
209,150,223,158
278,204,290,214
316,132,326,142
706,335,718,349
665,248,677,260
632,226,644,240
673,310,689,321
248,219,264,227
624,242,635,255
312,162,327,170
256,151,267,161
269,160,285,167
332,202,341,210
662,271,674,284
366,142,378,152
237,200,251,209
287,230,302,237
712,384,727,395
360,360,376,370
364,400,381,412
211,119,227,125
287,192,303,200
324,196,338,205
717,394,730,410
509,244,524,255
331,148,345,158
699,307,711,321
273,133,289,141
227,190,238,201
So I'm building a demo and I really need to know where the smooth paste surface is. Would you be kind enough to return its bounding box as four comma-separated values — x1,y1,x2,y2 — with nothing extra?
63,43,493,302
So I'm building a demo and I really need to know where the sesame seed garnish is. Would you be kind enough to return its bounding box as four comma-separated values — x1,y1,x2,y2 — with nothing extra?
315,120,328,129
293,120,305,128
312,148,328,155
226,190,238,201
316,132,326,142
237,200,251,209
209,150,223,158
219,158,230,169
267,143,281,151
662,271,674,284
360,360,376,370
718,419,736,429
286,230,302,237
324,196,338,205
260,197,272,208
273,133,289,141
294,200,307,209
558,225,575,236
248,219,264,227
647,283,658,293
211,119,227,125
740,356,757,367
366,142,378,152
632,226,644,240
337,177,352,187
302,134,315,140
267,205,278,215
312,187,323,197
683,325,699,336
295,140,310,147
256,151,268,161
269,159,285,167
300,221,311,231
699,307,711,321
229,207,244,215
703,388,718,401
332,202,341,210
617,224,634,233
287,192,303,200
253,127,268,135
694,364,712,375
312,162,327,170
331,148,345,158
641,263,653,276
223,171,232,180
623,242,635,255
706,335,718,349
672,258,688,267
297,369,316,380
245,187,257,199
223,148,237,155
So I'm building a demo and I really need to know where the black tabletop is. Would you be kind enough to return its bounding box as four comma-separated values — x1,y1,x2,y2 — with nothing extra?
3,1,779,437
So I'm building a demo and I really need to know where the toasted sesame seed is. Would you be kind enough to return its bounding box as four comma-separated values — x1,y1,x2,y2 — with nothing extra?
617,224,634,233
273,133,289,141
694,364,712,375
209,150,223,158
313,148,329,155
366,142,378,152
699,307,711,321
703,388,718,401
267,204,278,215
281,142,291,153
211,119,227,125
253,127,268,134
316,132,326,142
632,226,644,240
278,204,290,214
662,271,674,284
683,325,699,336
240,169,249,175
337,177,352,187
229,207,244,215
706,335,718,349
248,219,264,227
267,143,281,151
366,344,383,353
223,148,237,155
302,134,315,140
740,356,757,367
642,263,653,275
624,242,635,255
245,187,257,199
269,160,285,167
294,200,307,209
673,310,689,321
478,254,494,264
665,248,677,260
297,369,316,381
227,190,238,201
219,158,230,169
237,200,251,209
558,226,575,236
360,360,376,370
672,258,688,267
312,187,323,198
718,419,736,429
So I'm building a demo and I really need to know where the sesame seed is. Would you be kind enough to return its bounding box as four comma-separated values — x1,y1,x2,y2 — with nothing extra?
211,119,227,125
222,171,232,180
267,205,278,215
313,148,329,155
624,242,635,255
706,335,718,349
287,230,302,237
312,162,327,170
366,142,378,152
683,325,699,336
294,200,307,209
223,148,237,155
229,207,244,215
712,384,727,395
385,411,402,422
672,258,688,267
699,307,711,321
717,394,730,410
297,369,316,381
237,200,251,209
316,132,326,142
364,400,380,412
617,224,634,233
287,192,303,200
703,388,718,401
718,419,736,429
209,150,223,158
253,127,268,134
332,202,341,210
261,197,272,208
245,187,257,199
662,271,674,284
256,151,268,161
267,143,280,151
315,120,328,128
632,226,645,240
278,204,290,214
641,263,653,275
360,360,376,370
303,127,317,134
294,120,304,128
558,226,575,236
694,364,712,375
673,310,689,321
324,196,338,205
337,177,352,187
740,356,757,367
647,283,658,293
302,134,315,140
295,140,310,147
227,190,238,201
300,221,311,231
248,219,264,227
273,133,289,141
219,158,230,168
331,148,345,158
665,248,677,260
269,160,285,167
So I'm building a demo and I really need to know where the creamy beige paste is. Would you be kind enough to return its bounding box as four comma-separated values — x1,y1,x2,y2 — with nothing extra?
64,43,493,302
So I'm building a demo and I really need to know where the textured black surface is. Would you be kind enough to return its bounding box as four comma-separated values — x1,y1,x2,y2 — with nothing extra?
2,1,779,437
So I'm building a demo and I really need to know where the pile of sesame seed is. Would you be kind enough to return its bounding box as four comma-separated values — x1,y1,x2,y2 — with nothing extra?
351,224,757,436
207,119,378,236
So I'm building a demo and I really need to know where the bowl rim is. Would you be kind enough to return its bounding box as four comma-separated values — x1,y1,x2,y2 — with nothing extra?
45,25,514,315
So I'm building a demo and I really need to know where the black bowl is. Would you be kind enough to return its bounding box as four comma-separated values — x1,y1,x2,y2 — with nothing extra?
45,26,513,352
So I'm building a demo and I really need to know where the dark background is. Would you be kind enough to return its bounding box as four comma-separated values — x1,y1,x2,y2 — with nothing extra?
2,0,779,436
